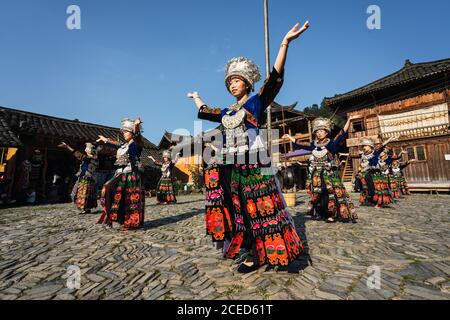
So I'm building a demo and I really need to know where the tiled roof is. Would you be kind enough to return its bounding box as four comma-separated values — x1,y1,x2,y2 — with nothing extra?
0,106,161,165
0,111,22,147
324,58,450,107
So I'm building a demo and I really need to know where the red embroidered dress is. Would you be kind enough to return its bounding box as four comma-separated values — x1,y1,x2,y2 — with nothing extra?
198,68,303,267
98,139,145,229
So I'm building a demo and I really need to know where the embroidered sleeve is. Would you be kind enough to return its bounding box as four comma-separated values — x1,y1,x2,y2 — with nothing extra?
332,128,348,145
258,67,284,108
198,106,223,123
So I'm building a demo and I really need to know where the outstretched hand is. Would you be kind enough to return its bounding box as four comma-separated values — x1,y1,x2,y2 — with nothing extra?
282,134,295,142
348,114,362,121
283,21,310,44
97,135,108,143
187,92,200,99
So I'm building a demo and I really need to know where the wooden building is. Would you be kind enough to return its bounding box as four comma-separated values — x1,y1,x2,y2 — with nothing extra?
324,58,450,192
0,106,162,202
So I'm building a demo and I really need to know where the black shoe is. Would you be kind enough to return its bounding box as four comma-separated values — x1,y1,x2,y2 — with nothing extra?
234,249,250,264
237,263,259,274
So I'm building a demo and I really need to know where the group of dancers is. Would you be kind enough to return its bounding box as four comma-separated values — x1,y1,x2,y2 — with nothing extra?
58,19,415,273
357,137,415,208
59,117,179,231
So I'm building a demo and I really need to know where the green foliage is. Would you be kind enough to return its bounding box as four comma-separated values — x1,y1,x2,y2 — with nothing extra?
188,165,204,191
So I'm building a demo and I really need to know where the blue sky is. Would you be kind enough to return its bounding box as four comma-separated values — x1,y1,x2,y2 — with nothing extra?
0,0,449,143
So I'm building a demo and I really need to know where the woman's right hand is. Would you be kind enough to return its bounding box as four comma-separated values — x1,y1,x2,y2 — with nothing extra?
187,91,200,99
282,134,295,142
97,135,108,143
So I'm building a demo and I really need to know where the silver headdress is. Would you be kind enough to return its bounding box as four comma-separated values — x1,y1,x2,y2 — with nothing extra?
224,57,261,92
162,150,171,159
312,117,332,133
85,142,96,154
360,138,375,148
121,118,135,134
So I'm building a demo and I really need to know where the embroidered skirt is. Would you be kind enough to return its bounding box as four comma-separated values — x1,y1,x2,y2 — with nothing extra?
389,176,401,199
359,171,392,207
74,177,98,210
156,177,177,204
399,176,410,195
204,163,234,242
98,171,145,229
306,168,357,222
224,163,302,267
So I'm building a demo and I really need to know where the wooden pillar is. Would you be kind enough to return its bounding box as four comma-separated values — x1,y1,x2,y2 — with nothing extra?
307,119,313,143
288,128,293,152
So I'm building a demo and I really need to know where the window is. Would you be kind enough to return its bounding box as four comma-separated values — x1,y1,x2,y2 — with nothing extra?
405,145,427,161
406,147,415,160
416,146,426,161
352,120,365,133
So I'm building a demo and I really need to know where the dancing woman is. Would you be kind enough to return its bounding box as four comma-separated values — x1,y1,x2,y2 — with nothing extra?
96,118,145,230
358,137,397,208
391,158,416,196
59,142,98,214
282,115,361,223
187,20,310,273
149,150,180,205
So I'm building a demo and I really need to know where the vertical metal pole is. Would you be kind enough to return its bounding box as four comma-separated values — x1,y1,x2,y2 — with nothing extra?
264,0,272,156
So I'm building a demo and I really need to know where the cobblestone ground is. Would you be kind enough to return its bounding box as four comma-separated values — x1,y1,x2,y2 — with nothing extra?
0,192,449,300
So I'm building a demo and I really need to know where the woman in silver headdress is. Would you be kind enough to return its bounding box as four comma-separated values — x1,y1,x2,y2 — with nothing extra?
149,149,180,205
358,137,398,208
96,118,145,230
283,115,361,223
187,21,309,273
390,157,416,197
58,141,99,214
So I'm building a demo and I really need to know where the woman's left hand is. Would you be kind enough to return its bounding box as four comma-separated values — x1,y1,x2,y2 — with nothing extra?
348,114,362,121
283,21,310,44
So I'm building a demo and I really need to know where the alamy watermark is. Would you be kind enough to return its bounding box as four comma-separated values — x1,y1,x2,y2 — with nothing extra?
66,265,81,289
366,265,381,290
66,5,81,30
367,5,381,30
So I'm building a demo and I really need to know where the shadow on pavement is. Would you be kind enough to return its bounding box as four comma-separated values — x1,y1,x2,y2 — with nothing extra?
142,208,204,230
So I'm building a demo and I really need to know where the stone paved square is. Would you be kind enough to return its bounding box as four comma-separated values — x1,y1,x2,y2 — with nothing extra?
0,192,449,300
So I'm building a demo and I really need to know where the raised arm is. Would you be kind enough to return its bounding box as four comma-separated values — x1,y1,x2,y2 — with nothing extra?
187,91,222,123
273,21,310,74
281,134,314,151
148,156,162,166
58,142,75,153
381,135,399,148
258,21,310,109
97,135,121,147
58,142,85,161
330,114,363,149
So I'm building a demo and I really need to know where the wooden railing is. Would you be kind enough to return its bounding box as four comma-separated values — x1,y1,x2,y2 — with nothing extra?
381,124,449,140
